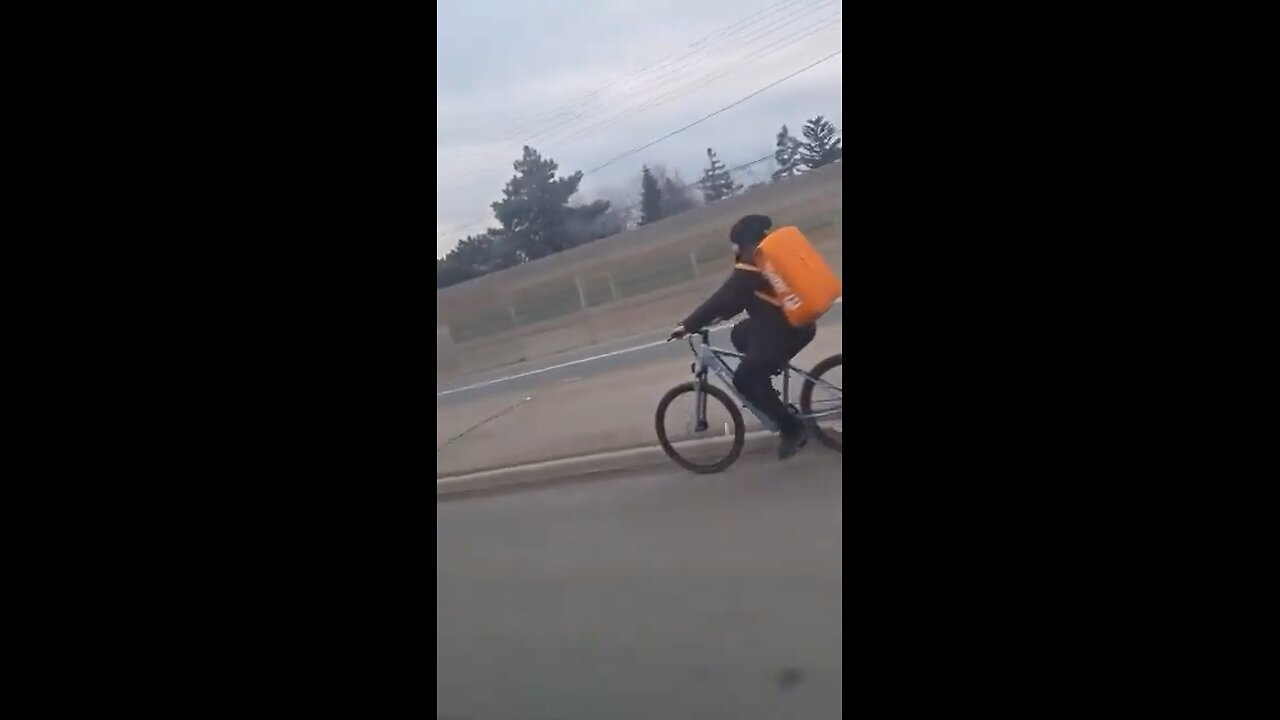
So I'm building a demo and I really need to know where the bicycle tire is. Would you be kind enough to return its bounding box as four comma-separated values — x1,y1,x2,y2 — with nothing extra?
799,353,843,452
654,381,746,474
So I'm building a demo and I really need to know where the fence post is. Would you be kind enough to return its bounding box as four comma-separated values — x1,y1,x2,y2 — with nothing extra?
574,275,588,310
436,324,459,377
690,250,700,277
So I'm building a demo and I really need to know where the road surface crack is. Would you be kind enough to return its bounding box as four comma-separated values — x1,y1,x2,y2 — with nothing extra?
437,396,532,452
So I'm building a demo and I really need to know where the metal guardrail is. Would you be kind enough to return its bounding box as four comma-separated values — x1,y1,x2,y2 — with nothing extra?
449,215,839,343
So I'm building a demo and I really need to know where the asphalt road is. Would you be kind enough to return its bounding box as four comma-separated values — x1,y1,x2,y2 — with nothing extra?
437,303,843,407
436,450,843,719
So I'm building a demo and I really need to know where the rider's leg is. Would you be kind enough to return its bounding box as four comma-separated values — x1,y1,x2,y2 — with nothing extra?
735,354,794,424
730,318,752,354
736,319,811,459
735,349,803,444
786,323,817,360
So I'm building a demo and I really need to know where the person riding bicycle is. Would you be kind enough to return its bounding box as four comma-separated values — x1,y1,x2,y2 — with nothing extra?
671,214,817,459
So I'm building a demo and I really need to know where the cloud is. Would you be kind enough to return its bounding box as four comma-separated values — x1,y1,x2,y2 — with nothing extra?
436,0,843,257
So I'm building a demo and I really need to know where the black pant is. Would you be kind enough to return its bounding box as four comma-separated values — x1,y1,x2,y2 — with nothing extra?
730,318,816,432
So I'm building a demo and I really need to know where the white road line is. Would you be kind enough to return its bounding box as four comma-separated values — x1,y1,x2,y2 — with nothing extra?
436,319,733,398
436,338,670,398
437,297,843,398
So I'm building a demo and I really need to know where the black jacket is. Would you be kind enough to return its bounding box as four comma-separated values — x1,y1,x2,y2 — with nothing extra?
681,262,787,332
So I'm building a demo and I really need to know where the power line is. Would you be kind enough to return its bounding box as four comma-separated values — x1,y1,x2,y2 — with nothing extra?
494,1,802,138
437,0,813,167
537,0,836,138
437,48,841,241
586,49,842,175
436,0,836,183
436,14,842,203
436,3,835,189
542,13,842,155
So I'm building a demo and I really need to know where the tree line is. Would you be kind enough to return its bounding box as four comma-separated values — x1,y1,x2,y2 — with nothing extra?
438,115,841,289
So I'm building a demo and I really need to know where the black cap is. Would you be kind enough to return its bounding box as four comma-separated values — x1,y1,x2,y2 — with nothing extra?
729,214,773,248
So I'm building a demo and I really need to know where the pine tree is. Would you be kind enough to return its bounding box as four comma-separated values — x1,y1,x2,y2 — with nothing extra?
660,175,698,217
639,165,663,225
772,124,803,181
490,146,610,260
436,228,518,288
700,147,740,203
799,115,842,169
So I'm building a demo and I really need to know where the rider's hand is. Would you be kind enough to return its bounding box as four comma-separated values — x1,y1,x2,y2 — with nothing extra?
669,324,688,340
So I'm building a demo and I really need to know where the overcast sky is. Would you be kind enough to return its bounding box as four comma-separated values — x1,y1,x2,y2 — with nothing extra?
436,0,843,257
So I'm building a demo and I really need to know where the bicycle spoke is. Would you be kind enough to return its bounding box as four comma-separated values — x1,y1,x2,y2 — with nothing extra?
655,382,747,473
802,357,842,451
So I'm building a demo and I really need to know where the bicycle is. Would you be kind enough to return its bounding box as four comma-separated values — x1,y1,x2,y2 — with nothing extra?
655,326,843,473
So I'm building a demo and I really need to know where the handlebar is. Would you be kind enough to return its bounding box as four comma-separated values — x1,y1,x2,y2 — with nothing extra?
666,328,711,342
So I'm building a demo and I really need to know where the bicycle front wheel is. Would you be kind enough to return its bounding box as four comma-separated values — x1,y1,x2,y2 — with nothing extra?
655,381,746,474
800,353,842,452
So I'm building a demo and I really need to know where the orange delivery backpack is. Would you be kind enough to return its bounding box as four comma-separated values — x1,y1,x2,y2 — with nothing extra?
753,226,842,327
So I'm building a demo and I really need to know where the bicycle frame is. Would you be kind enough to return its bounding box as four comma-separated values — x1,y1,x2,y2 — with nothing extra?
685,330,842,432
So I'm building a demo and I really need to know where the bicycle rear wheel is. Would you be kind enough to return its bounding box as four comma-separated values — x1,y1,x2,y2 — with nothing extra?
799,353,842,452
655,381,746,474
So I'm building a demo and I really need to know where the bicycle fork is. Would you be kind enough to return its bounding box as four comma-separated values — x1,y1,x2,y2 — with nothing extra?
694,378,709,432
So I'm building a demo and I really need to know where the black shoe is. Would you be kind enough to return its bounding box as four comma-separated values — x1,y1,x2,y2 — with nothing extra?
778,423,809,460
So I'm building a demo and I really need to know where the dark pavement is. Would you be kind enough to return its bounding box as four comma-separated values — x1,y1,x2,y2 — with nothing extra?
436,450,843,719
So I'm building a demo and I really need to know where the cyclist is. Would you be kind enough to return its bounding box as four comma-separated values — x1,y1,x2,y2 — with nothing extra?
670,214,816,459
